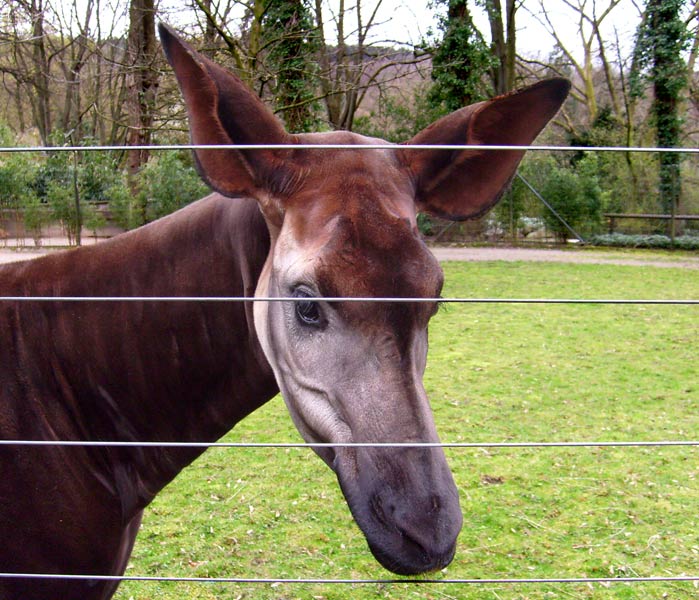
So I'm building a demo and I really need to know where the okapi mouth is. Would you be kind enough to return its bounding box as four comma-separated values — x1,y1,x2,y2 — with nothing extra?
367,534,458,576
334,447,463,575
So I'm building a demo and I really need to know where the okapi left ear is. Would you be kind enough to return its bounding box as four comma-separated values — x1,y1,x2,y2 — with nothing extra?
159,23,295,225
398,78,570,221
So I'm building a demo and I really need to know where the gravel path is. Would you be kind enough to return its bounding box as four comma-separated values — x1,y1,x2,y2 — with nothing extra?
1,244,698,269
0,248,50,264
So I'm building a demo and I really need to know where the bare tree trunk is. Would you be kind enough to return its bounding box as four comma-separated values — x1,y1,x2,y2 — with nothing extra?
615,30,640,205
59,0,94,138
686,1,699,113
126,0,159,222
315,0,345,128
199,0,218,52
314,0,393,130
191,0,257,82
29,0,52,145
485,0,517,94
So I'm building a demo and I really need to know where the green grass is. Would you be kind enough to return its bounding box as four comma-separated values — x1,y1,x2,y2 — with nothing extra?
117,260,699,600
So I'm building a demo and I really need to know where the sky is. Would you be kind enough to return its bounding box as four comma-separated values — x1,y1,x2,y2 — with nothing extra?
365,0,643,60
83,0,645,63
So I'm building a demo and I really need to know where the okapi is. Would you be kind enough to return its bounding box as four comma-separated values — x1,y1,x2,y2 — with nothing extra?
0,23,569,600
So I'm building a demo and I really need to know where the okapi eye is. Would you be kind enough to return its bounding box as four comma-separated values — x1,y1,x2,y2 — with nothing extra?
292,288,321,327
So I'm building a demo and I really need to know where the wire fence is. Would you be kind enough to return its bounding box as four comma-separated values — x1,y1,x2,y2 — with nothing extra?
2,143,699,154
1,142,698,594
0,439,698,448
0,295,698,304
2,572,699,586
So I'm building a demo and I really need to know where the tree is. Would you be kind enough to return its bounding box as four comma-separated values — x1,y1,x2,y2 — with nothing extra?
261,0,319,132
538,153,603,242
189,0,429,132
483,0,517,94
313,0,429,130
686,1,699,112
0,0,131,146
631,0,689,219
522,1,656,213
525,0,624,128
190,0,266,87
0,0,53,144
126,0,160,221
428,0,495,113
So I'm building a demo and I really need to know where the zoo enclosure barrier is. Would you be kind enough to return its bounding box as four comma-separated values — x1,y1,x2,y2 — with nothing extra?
605,212,699,235
0,141,698,593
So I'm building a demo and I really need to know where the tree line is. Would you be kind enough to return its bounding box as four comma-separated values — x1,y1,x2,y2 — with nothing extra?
0,0,698,245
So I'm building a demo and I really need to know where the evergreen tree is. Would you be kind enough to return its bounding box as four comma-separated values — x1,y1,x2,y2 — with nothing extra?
631,0,689,216
261,0,318,133
428,0,494,113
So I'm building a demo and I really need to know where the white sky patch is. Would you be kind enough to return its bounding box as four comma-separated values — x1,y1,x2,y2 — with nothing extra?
367,0,642,61
72,0,644,63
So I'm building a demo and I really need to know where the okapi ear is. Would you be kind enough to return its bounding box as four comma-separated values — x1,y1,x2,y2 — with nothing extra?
398,78,570,221
159,23,293,223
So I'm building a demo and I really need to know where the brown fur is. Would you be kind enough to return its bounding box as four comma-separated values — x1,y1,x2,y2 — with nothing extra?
0,196,277,599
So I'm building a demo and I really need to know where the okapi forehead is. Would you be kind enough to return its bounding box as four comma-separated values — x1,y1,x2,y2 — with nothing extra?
314,209,443,334
279,133,442,299
284,131,417,237
317,208,442,298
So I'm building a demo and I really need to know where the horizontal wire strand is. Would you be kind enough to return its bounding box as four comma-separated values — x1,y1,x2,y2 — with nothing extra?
1,440,698,448
1,143,699,154
0,572,698,585
0,296,697,304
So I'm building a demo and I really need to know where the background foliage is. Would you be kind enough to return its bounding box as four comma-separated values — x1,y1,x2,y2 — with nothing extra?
0,0,698,245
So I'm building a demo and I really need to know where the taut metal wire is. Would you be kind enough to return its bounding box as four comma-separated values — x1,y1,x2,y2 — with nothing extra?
0,572,698,585
0,440,698,448
0,143,698,153
0,296,696,304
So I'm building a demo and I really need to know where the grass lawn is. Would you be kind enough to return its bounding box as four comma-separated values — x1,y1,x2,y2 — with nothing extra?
116,260,699,600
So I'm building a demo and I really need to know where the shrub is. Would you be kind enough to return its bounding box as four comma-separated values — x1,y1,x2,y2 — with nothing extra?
33,133,122,242
588,232,699,250
539,154,602,242
139,152,209,222
0,129,45,241
105,177,138,230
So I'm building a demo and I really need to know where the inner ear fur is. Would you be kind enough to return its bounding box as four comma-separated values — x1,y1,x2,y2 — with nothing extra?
399,78,570,221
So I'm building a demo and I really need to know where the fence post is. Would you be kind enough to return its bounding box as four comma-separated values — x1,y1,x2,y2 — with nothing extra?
670,199,676,245
71,147,82,247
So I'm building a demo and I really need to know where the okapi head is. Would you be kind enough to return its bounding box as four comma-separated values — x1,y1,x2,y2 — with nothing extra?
160,24,568,576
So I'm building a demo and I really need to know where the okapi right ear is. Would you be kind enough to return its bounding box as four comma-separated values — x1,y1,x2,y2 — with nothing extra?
398,78,570,221
159,23,293,223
